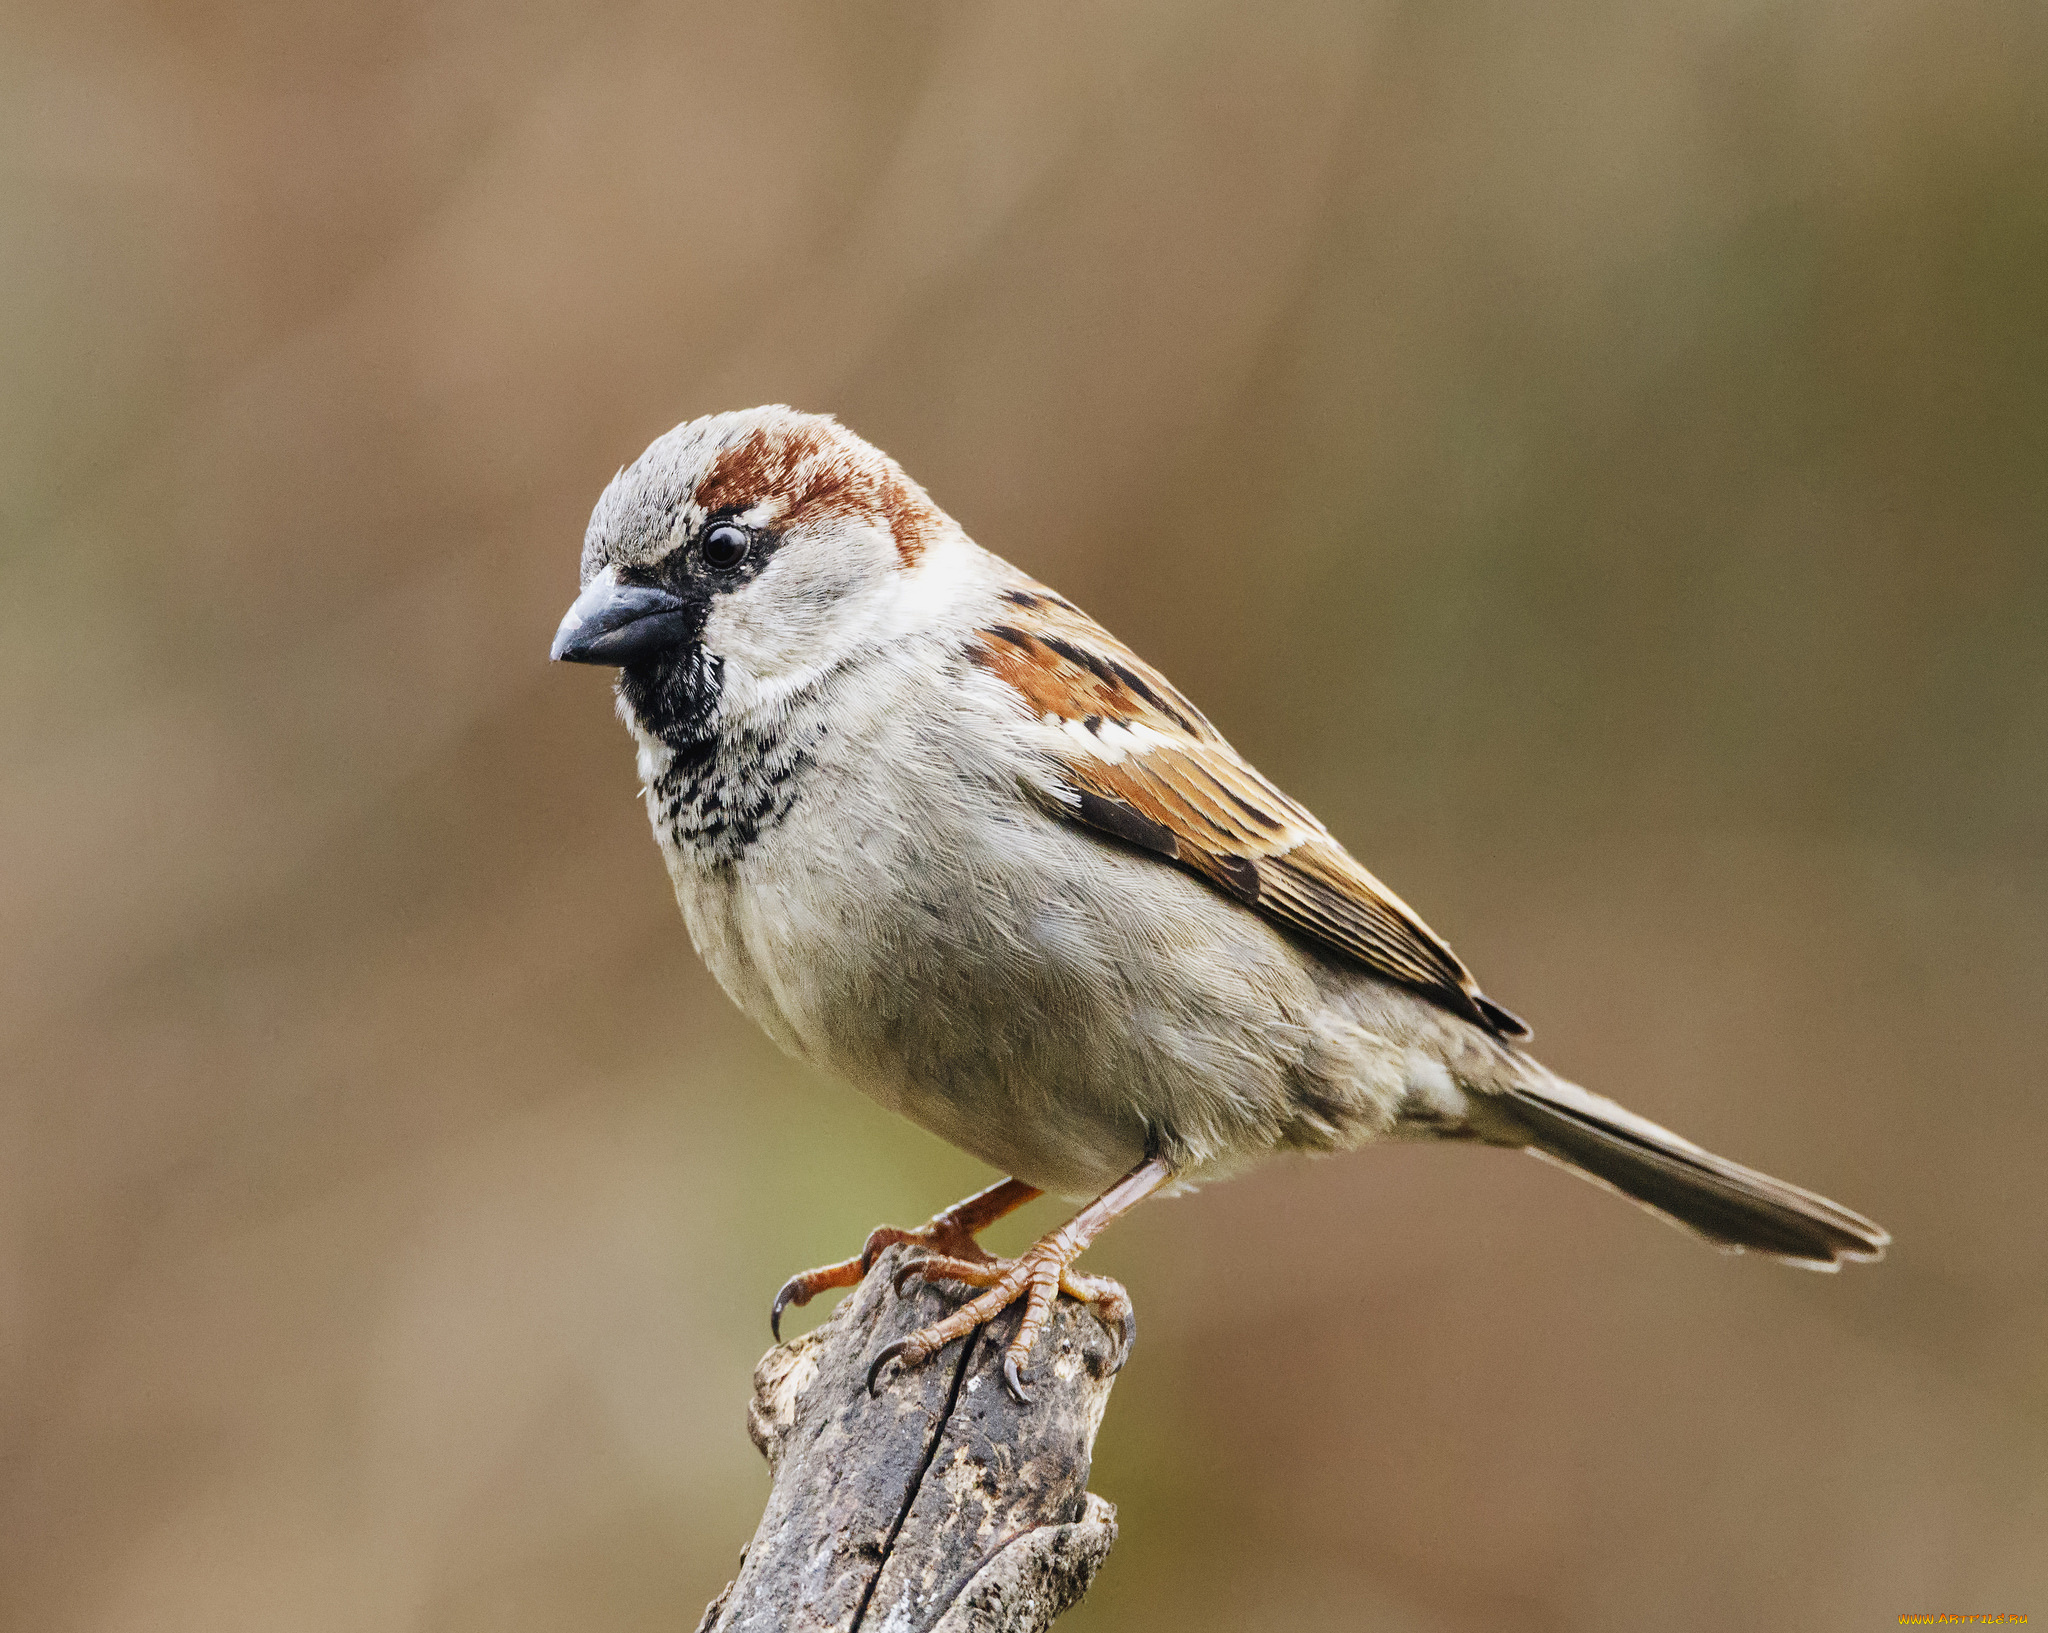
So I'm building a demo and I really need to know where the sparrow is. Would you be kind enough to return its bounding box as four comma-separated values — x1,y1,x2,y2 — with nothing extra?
550,406,1887,1403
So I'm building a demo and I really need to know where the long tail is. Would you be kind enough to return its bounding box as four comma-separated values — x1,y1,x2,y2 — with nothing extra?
1484,1072,1889,1269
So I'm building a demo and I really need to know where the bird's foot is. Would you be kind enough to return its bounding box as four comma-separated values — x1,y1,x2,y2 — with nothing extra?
866,1236,1135,1404
770,1222,992,1341
769,1177,1039,1341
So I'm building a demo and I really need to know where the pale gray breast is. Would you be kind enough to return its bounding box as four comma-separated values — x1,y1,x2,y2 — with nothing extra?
730,675,1356,1189
653,637,1419,1194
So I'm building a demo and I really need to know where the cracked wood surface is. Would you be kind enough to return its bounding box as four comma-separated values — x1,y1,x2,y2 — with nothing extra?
698,1244,1122,1633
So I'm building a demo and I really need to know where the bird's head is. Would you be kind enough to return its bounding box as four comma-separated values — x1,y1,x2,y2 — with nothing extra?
551,406,955,745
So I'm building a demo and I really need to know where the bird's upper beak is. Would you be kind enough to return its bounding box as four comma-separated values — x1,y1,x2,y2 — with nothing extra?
549,568,695,665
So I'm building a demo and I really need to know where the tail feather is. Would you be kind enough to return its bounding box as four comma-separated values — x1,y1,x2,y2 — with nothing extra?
1499,1075,1889,1270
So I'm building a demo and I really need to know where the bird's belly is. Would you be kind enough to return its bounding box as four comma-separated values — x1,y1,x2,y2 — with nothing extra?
665,859,818,1066
669,798,1355,1196
669,856,1144,1193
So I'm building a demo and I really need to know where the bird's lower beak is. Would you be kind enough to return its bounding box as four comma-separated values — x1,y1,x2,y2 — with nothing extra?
549,570,695,665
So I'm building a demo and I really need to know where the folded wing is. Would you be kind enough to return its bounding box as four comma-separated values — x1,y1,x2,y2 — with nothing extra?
970,585,1530,1039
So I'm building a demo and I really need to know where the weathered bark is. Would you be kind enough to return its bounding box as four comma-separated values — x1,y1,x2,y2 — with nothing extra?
698,1244,1123,1633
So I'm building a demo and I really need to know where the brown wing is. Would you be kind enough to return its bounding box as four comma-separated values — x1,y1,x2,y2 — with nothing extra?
970,584,1530,1039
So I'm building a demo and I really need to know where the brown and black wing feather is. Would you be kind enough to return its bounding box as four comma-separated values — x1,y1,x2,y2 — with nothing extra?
970,588,1529,1039
967,585,1892,1268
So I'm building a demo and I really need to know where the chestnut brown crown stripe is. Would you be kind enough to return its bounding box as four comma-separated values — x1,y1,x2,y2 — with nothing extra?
694,422,942,566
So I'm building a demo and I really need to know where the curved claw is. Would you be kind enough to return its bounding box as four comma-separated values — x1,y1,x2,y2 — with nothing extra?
1002,1352,1034,1404
867,1337,914,1397
893,1258,929,1296
1107,1300,1137,1372
769,1275,806,1343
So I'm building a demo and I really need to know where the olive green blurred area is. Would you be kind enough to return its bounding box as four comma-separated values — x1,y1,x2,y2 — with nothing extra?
4,1,2044,1628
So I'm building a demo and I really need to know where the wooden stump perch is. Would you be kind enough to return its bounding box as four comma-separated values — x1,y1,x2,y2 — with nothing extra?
697,1244,1124,1632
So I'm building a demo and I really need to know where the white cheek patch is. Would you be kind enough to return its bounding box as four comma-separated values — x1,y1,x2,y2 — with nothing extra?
701,522,895,694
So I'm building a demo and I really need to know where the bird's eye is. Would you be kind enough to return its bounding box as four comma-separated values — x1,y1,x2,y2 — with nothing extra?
700,522,750,571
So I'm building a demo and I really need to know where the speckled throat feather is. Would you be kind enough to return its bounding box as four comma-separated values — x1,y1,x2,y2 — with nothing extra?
648,710,822,865
618,640,818,866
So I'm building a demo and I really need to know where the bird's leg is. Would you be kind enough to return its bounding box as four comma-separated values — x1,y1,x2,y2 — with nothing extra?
770,1176,1041,1340
868,1153,1173,1404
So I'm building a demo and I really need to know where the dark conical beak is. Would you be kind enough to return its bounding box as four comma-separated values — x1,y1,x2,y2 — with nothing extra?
549,569,695,665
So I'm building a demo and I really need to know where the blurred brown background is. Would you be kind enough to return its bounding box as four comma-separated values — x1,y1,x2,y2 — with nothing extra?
4,2,2044,1628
